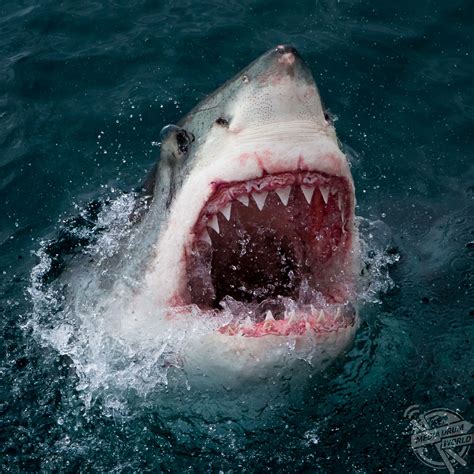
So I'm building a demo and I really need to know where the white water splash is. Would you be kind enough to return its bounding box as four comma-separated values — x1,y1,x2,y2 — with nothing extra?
27,194,228,406
356,217,399,304
27,193,397,410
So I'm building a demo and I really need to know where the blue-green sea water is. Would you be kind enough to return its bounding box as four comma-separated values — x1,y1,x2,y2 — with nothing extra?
1,1,473,472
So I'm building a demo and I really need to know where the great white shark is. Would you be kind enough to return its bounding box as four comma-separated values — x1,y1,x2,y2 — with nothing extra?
104,45,360,381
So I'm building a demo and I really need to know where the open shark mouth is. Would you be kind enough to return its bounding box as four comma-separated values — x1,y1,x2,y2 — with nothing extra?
185,170,357,337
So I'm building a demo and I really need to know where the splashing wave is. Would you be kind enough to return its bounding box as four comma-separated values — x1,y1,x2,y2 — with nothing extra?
27,193,398,409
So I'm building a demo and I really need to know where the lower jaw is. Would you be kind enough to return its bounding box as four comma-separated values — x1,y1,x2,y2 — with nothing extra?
181,251,357,338
167,295,357,338
218,303,357,337
181,312,358,386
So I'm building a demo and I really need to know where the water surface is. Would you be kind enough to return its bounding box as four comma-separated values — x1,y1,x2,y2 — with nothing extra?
1,1,473,471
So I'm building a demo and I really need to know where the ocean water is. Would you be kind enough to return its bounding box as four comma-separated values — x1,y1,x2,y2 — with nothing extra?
1,1,473,472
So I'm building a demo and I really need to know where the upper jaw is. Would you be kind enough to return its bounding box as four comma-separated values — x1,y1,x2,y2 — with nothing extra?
192,170,354,244
197,121,347,177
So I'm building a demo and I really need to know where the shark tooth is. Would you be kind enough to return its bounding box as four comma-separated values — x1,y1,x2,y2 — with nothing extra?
265,310,275,321
219,202,232,220
200,229,212,245
317,310,325,322
337,192,343,211
243,316,252,328
207,215,220,234
252,191,268,211
320,186,329,204
275,186,291,206
236,194,249,206
300,185,315,204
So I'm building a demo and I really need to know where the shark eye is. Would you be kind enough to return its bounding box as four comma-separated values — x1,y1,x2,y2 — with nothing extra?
324,111,332,124
215,117,229,127
242,75,249,84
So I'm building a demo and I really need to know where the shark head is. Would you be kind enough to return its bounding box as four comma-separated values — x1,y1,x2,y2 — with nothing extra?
141,46,359,378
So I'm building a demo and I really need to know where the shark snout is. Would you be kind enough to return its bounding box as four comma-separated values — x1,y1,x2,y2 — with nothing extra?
275,45,298,66
253,45,314,88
